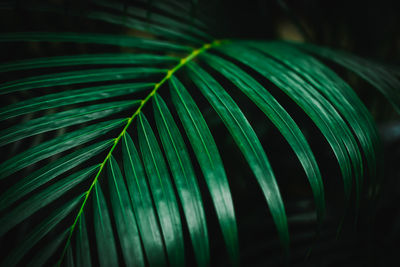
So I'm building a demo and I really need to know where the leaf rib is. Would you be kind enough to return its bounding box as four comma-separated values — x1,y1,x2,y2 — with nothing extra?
57,39,222,265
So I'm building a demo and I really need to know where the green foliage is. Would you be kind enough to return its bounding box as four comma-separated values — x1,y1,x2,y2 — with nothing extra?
0,0,399,266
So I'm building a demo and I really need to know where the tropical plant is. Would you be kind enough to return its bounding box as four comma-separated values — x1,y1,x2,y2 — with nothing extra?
0,0,399,266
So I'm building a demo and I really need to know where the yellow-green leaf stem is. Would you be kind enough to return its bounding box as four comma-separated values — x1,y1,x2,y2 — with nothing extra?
57,39,223,265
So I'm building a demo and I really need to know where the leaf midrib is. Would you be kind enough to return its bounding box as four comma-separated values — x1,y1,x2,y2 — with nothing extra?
57,39,223,265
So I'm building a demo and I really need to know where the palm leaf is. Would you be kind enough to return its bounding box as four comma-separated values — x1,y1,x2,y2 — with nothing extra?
29,230,69,267
2,196,82,266
0,32,191,51
187,61,289,251
0,84,150,120
0,141,111,212
0,67,164,94
169,76,239,264
92,0,212,40
201,52,325,222
293,42,400,115
75,214,91,267
0,120,122,178
0,101,137,146
108,156,145,266
0,165,98,236
0,0,399,266
122,132,167,266
0,54,178,73
153,93,210,267
93,182,119,266
66,245,75,267
138,113,185,267
216,43,362,201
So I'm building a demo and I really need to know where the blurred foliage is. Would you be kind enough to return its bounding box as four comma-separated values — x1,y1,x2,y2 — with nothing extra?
0,0,399,266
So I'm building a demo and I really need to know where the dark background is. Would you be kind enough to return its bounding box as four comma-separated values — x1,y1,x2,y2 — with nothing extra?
0,0,399,266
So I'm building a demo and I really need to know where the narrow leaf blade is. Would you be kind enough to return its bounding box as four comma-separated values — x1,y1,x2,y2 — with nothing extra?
138,113,185,267
295,42,400,114
202,52,326,222
0,101,137,147
0,140,112,212
153,93,210,266
93,183,119,267
187,62,289,253
76,213,91,267
217,43,361,203
0,32,192,52
1,196,82,267
0,67,164,95
0,54,178,73
0,165,99,236
169,76,239,264
0,119,125,179
0,83,151,121
29,230,69,267
108,156,145,267
122,133,167,267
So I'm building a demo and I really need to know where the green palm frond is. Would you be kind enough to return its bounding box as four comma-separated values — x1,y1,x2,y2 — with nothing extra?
0,0,399,266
